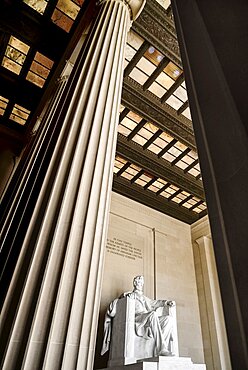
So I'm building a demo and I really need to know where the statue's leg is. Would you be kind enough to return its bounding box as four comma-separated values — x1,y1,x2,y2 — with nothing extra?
159,315,174,352
145,311,165,356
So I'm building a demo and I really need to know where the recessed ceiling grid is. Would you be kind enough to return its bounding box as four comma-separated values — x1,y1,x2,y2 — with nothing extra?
23,0,85,33
0,36,54,127
113,155,207,215
0,0,86,129
124,30,191,120
118,104,201,179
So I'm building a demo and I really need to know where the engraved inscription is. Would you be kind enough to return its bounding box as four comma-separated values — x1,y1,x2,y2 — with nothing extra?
107,237,143,260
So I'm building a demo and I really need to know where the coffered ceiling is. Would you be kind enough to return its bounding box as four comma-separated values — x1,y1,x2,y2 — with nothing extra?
0,0,207,224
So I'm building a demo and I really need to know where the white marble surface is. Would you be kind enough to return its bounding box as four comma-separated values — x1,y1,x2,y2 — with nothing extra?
100,356,206,370
191,217,231,370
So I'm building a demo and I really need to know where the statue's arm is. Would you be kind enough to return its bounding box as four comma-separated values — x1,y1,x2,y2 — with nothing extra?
150,298,175,309
101,298,119,355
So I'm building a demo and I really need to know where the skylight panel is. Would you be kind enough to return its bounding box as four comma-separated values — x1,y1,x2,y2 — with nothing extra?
113,156,127,173
136,57,156,75
23,0,48,14
166,95,183,110
9,104,31,125
188,167,200,177
148,144,161,155
129,67,148,85
126,30,144,50
125,45,137,62
182,107,192,120
160,184,179,198
144,47,164,66
127,111,142,123
0,96,9,116
173,86,188,102
26,52,54,88
132,134,147,146
164,61,182,80
2,36,30,75
156,72,174,90
51,0,82,32
148,82,166,98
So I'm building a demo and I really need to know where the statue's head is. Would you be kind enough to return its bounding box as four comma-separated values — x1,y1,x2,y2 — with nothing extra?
133,275,144,291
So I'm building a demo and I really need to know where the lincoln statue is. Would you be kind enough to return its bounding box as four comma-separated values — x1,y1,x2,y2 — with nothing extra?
101,275,175,357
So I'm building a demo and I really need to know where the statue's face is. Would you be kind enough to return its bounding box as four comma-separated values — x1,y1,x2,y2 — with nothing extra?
133,275,144,291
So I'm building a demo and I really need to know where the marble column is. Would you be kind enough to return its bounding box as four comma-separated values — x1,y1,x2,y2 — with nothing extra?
0,0,145,369
172,0,248,368
196,236,231,370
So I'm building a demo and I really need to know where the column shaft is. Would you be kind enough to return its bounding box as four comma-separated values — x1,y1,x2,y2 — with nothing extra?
0,0,145,368
196,236,231,370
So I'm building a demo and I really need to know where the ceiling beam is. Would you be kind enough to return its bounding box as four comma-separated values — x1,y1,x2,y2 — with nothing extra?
127,118,147,140
124,41,150,77
116,134,205,200
143,129,163,150
184,158,199,173
133,0,182,69
143,56,170,90
122,77,196,150
113,175,200,224
0,74,43,110
177,100,189,115
160,73,185,103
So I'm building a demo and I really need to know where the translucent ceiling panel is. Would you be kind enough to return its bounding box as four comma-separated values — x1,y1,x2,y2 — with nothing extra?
9,104,31,125
164,61,182,80
51,0,82,32
148,178,168,192
113,156,128,173
26,52,54,88
148,82,166,98
156,72,174,90
166,95,183,110
173,86,188,102
127,30,144,50
23,0,48,14
129,67,148,85
182,107,192,120
0,96,9,116
2,36,30,75
136,57,156,76
144,46,164,66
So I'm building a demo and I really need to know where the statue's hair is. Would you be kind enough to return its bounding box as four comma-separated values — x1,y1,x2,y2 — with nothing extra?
133,275,144,285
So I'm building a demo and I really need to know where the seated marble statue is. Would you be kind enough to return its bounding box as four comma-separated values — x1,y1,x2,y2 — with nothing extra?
101,275,175,358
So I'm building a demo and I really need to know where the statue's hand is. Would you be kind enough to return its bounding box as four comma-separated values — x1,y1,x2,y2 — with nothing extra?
120,291,135,299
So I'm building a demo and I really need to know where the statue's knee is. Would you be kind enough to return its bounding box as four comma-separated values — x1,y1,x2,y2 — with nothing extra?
150,311,157,317
168,316,173,328
149,311,158,322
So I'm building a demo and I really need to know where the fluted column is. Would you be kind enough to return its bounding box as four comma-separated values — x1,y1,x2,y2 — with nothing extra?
0,0,145,369
196,236,231,370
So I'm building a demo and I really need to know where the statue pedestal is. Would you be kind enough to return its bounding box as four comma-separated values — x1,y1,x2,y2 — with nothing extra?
99,356,206,370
